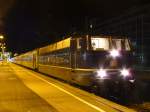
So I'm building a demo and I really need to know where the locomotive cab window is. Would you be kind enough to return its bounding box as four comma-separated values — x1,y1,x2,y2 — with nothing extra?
76,37,86,50
91,37,109,50
112,39,131,51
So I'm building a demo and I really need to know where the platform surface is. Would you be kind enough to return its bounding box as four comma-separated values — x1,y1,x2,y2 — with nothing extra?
0,62,136,112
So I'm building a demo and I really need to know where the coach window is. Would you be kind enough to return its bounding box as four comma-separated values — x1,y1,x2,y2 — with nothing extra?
77,38,82,50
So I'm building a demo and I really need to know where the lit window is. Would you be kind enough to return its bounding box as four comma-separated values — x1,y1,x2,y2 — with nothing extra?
125,39,131,51
77,38,82,49
91,38,109,50
112,39,122,50
112,39,131,51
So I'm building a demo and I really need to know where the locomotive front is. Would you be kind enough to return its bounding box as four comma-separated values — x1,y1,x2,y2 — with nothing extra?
90,36,134,81
83,35,135,95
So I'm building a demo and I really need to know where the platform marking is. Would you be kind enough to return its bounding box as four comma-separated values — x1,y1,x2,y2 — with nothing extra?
21,68,107,112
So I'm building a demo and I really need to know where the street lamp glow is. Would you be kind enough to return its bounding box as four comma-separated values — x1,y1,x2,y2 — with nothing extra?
1,46,6,48
0,35,4,39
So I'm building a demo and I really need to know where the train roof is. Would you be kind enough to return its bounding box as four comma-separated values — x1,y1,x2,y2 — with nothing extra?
39,38,71,55
38,35,129,55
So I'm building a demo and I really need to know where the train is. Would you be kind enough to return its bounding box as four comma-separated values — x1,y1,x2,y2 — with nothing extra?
12,35,135,96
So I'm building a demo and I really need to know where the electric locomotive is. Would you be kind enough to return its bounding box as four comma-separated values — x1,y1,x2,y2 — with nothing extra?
12,35,135,96
38,35,135,96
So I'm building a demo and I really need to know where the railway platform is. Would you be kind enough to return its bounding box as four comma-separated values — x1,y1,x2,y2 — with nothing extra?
0,62,136,112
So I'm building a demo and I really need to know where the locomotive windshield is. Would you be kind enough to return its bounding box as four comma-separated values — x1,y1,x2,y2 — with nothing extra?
112,39,131,51
91,37,110,50
91,37,131,51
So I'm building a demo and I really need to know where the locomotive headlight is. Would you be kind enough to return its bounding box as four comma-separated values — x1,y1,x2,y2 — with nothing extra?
120,69,130,77
110,49,120,58
97,69,107,78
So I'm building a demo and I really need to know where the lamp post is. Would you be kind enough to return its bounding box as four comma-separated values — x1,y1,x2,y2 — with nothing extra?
0,35,5,60
1,45,6,55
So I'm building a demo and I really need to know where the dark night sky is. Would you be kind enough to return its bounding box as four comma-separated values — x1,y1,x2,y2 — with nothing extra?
2,0,150,54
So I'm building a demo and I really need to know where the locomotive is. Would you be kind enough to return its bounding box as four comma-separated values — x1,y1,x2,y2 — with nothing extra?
12,35,135,96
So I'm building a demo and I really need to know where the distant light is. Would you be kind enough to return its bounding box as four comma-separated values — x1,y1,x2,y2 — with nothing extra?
110,49,120,58
14,53,18,56
90,24,93,29
8,58,12,62
1,46,6,49
0,35,4,39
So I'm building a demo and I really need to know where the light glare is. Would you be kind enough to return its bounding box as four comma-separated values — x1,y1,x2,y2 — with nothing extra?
0,35,4,39
110,49,120,58
97,69,107,78
121,69,130,77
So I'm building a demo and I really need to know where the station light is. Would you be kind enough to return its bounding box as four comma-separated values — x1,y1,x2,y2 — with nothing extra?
0,35,4,39
1,46,6,49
